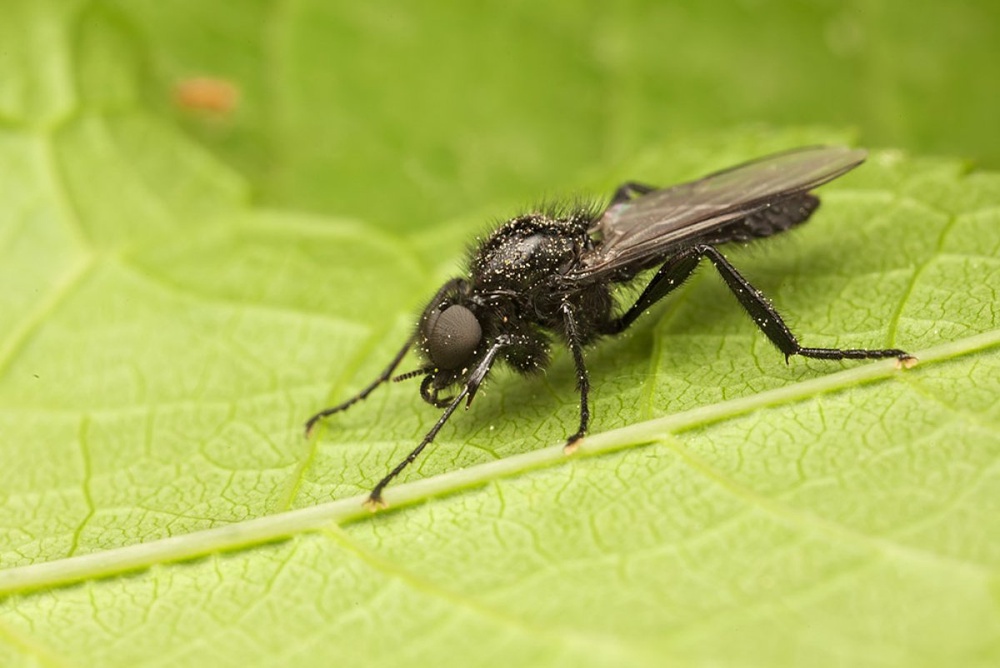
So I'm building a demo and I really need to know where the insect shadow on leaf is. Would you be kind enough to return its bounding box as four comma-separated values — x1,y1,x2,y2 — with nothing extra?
305,146,917,509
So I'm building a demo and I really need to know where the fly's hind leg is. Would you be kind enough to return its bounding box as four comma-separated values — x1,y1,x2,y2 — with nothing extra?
697,245,914,364
606,244,914,365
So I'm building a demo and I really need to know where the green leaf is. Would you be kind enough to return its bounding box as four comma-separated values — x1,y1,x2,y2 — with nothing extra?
1,3,999,668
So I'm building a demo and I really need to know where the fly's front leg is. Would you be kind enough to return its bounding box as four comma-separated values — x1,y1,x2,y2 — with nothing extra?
365,386,469,510
304,334,415,437
365,334,519,510
560,303,590,454
304,277,468,437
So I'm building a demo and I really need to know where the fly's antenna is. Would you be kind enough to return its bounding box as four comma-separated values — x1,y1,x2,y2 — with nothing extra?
392,367,435,382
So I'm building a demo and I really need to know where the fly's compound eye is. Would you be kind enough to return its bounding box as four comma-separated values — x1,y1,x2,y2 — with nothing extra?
423,304,482,369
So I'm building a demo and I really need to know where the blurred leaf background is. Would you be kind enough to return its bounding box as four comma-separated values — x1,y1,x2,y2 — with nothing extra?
1,1,998,667
128,0,1000,229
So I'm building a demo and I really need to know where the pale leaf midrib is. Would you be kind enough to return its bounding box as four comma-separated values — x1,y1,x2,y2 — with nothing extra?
0,328,997,596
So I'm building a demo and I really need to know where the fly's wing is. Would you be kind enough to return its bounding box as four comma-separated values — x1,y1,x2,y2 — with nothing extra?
572,146,867,280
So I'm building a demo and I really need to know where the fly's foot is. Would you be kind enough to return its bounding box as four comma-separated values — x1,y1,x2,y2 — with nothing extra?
563,433,585,455
363,494,388,512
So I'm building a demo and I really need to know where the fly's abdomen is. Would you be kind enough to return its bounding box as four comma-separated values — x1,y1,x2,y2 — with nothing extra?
702,193,820,245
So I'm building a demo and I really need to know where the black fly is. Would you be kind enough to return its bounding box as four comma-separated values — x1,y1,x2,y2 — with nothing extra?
306,146,916,508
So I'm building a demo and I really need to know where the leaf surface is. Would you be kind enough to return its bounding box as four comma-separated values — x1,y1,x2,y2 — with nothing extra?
1,3,999,667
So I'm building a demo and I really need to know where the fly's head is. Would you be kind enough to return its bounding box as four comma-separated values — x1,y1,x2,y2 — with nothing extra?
416,295,484,406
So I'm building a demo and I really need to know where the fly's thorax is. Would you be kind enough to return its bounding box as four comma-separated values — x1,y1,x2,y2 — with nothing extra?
471,214,589,291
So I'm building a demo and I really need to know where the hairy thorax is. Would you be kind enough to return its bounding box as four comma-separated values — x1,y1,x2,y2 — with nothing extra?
471,214,587,294
470,213,613,343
